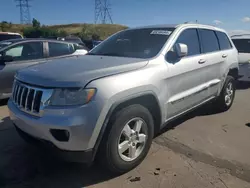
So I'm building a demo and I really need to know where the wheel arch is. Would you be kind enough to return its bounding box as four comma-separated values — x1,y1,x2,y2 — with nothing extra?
228,67,239,80
92,92,162,160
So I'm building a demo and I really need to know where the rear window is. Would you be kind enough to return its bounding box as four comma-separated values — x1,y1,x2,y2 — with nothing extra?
0,34,22,42
48,42,74,57
232,39,250,53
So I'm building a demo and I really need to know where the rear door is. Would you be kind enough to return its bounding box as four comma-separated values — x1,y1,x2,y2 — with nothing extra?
215,31,236,83
198,29,225,97
0,41,45,96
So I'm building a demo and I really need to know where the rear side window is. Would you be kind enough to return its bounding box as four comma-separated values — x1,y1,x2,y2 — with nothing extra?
216,31,232,50
48,42,74,57
199,29,220,53
232,39,250,53
175,29,200,56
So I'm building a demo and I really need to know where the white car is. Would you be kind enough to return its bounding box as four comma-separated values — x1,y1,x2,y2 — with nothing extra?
231,34,250,82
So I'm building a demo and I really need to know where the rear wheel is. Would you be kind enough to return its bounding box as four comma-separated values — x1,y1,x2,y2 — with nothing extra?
214,75,235,111
98,104,154,174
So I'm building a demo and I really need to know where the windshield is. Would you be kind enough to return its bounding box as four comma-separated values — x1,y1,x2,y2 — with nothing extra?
88,28,175,59
232,39,250,53
0,34,22,42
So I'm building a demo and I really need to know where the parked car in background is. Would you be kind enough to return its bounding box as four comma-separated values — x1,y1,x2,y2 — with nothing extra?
0,38,88,100
0,32,23,42
8,24,238,174
231,34,250,82
92,40,102,48
83,39,103,50
57,36,89,50
63,36,83,43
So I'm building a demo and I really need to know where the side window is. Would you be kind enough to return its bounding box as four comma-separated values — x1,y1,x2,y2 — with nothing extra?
4,42,43,61
48,42,74,57
216,31,232,50
5,45,23,57
175,29,200,56
199,29,220,53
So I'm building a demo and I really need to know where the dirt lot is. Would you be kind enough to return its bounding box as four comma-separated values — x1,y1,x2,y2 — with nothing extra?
1,82,250,188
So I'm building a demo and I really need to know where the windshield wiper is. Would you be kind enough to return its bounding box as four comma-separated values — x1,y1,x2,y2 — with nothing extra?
98,52,124,57
86,52,99,55
87,52,124,57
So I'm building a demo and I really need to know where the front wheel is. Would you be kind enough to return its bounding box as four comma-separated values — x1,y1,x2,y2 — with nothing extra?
98,104,154,174
214,75,236,112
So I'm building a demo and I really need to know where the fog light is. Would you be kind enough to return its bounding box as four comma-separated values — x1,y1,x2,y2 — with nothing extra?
50,129,70,142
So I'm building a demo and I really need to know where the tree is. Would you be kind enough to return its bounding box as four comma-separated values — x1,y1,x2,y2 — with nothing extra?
57,30,68,37
0,21,9,32
80,24,101,40
32,18,40,28
92,33,100,40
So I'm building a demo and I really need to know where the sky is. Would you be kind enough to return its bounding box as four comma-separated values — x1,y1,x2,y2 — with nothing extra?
1,0,250,32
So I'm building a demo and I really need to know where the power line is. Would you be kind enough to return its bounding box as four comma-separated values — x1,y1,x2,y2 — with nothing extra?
95,0,113,24
15,0,31,24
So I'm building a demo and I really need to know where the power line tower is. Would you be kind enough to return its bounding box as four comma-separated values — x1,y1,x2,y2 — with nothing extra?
95,0,113,24
16,0,31,24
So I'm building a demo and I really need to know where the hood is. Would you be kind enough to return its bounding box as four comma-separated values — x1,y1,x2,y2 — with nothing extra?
16,55,148,88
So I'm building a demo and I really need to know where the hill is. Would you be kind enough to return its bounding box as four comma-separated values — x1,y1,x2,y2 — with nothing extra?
0,22,128,40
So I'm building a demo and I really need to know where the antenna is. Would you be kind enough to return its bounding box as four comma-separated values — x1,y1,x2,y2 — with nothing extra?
95,0,113,24
16,0,31,24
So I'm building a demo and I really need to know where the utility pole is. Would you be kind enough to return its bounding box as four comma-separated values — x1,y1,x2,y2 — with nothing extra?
16,0,31,24
95,0,113,24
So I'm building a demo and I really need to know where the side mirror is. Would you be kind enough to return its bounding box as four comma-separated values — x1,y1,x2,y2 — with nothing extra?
174,43,188,58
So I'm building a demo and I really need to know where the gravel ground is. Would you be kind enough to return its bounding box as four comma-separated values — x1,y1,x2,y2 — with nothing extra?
1,82,250,187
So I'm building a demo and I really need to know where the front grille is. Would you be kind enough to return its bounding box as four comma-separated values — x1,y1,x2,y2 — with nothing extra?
12,80,53,116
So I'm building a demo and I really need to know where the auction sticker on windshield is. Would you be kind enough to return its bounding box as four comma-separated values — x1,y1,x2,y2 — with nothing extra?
150,30,172,35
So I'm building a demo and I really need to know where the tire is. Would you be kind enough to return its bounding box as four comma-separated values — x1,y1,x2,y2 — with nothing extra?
98,104,154,174
214,75,236,112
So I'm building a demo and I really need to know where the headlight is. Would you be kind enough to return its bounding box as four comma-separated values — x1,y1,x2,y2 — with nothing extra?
49,88,96,106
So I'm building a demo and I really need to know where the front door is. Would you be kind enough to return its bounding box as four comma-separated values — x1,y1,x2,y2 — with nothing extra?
165,28,210,119
0,41,45,98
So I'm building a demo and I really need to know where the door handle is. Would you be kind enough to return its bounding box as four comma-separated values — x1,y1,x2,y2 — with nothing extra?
198,59,206,64
222,54,228,58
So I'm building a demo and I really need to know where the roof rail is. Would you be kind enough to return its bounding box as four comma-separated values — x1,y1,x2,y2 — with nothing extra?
231,34,250,37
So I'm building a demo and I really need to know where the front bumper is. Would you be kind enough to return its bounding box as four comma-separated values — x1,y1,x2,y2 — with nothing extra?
15,125,94,163
8,99,102,153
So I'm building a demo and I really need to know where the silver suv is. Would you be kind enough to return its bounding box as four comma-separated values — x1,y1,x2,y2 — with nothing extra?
8,24,239,173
